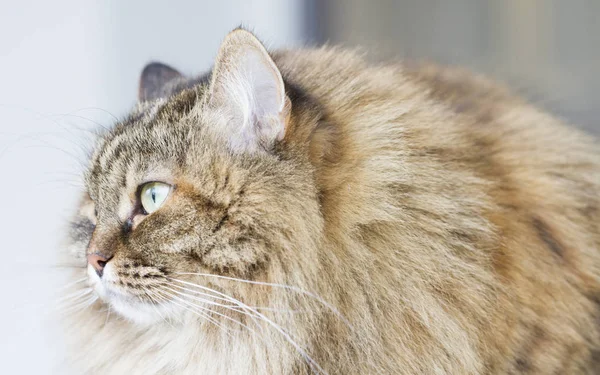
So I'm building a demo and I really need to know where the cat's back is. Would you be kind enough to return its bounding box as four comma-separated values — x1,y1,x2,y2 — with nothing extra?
275,47,600,248
274,47,600,373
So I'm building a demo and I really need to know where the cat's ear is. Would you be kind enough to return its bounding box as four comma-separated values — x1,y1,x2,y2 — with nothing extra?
138,62,183,102
208,29,290,153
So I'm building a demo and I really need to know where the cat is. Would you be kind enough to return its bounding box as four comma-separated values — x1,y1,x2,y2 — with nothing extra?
60,28,600,374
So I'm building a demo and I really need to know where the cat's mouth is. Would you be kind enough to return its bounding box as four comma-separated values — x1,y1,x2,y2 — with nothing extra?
87,263,176,325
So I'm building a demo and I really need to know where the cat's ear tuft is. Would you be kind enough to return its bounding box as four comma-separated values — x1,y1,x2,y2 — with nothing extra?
208,29,290,153
139,62,183,102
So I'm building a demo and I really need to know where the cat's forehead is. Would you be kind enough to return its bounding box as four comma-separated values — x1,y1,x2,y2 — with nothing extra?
83,109,248,205
85,96,200,195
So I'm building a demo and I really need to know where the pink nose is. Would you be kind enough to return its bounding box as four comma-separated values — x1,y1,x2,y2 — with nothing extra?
87,253,111,277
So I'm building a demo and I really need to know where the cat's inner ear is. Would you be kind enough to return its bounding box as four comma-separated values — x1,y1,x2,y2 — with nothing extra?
208,29,290,153
138,62,183,102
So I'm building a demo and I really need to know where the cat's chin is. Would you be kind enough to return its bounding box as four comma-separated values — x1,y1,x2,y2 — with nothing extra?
86,264,175,326
107,296,168,325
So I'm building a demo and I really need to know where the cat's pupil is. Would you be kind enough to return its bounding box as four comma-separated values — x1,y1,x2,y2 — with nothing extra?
151,189,156,203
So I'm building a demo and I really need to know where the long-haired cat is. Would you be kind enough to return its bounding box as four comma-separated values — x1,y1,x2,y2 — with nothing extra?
61,28,600,374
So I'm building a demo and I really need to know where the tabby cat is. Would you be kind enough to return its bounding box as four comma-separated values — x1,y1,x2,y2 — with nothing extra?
61,28,600,374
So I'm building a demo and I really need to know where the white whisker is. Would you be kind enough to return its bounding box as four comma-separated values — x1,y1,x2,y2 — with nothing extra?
103,305,112,326
161,284,267,331
144,288,174,328
167,282,301,314
56,277,87,291
170,278,326,375
154,285,278,349
150,286,235,338
165,283,253,312
59,295,98,316
56,288,93,304
174,272,349,328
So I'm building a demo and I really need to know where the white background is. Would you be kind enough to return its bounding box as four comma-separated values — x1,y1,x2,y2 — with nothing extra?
0,1,302,372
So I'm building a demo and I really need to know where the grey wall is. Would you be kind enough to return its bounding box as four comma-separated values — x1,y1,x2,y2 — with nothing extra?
317,0,600,135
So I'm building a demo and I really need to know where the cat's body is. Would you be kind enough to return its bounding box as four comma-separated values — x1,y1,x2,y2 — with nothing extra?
63,30,600,374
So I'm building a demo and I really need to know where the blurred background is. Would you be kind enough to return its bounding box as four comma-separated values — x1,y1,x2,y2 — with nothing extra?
0,1,598,373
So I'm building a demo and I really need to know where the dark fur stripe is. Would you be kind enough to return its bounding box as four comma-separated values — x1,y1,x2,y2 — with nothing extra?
532,217,565,259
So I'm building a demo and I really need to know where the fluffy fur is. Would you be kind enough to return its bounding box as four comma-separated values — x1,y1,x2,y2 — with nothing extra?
61,29,600,374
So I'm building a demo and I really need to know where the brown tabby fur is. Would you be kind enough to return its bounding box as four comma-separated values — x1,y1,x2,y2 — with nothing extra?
62,29,600,374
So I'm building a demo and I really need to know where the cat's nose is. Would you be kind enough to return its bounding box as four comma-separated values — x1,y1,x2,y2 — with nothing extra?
87,253,112,278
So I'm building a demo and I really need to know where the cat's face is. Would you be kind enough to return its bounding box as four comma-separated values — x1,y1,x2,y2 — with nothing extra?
73,30,323,324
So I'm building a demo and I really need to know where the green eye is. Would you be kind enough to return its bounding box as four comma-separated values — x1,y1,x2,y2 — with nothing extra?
140,182,171,214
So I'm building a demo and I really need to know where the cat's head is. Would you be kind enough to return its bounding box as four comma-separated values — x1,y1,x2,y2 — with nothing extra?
70,29,327,325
